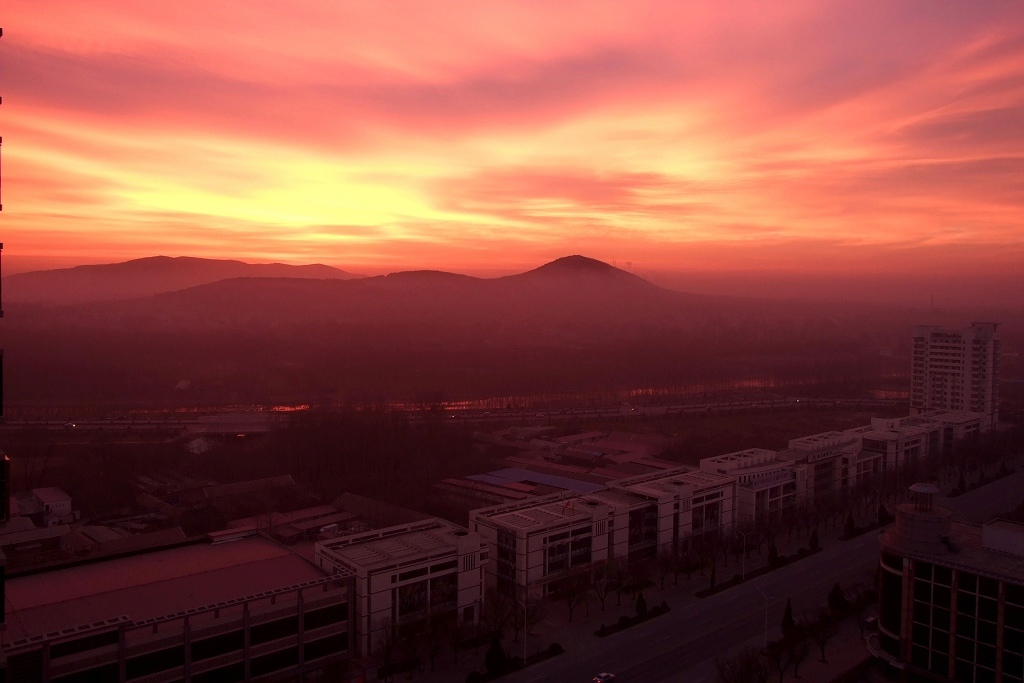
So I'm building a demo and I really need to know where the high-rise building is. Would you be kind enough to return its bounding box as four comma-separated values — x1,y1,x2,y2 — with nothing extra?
911,323,1000,430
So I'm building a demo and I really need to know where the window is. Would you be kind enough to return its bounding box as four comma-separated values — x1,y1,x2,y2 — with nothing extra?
250,646,299,678
50,630,120,659
431,560,458,573
250,616,300,645
305,633,348,661
126,646,185,679
192,630,245,661
399,567,428,581
430,574,458,607
397,581,428,617
304,604,349,631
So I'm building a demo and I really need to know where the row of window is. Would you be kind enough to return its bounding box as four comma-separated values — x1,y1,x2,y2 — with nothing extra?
50,633,349,683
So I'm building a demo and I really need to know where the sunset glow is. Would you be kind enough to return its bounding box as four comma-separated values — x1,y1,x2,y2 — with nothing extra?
4,1,1024,278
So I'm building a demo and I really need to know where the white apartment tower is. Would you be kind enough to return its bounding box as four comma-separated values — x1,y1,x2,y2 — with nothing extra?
911,323,1000,430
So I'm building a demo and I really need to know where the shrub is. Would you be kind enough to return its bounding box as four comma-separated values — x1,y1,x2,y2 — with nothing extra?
548,643,564,655
661,600,669,610
809,529,820,551
597,624,607,636
618,615,630,627
466,672,485,683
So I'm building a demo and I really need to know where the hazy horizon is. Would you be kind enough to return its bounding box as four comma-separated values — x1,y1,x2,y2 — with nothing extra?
4,252,1023,309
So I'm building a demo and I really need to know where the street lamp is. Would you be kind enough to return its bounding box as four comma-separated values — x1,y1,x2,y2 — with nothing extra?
754,587,773,651
737,530,749,580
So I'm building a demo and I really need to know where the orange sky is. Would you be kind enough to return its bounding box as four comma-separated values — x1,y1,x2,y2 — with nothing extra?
3,1,1024,280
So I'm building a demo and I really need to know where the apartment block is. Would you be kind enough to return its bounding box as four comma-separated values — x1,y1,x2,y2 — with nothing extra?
911,323,1000,430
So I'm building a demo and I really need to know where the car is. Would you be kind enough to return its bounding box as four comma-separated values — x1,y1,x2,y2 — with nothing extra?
593,674,617,682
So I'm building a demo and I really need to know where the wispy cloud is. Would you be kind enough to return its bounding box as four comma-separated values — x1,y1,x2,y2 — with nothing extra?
3,0,1024,278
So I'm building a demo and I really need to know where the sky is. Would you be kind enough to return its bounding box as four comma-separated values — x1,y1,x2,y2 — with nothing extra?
3,1,1024,302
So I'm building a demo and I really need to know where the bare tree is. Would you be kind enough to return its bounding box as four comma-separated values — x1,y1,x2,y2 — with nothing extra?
656,545,677,589
448,616,469,664
592,561,617,611
419,608,453,672
482,588,515,638
763,642,792,683
787,629,812,678
806,613,839,663
715,647,770,683
374,623,401,683
557,566,593,623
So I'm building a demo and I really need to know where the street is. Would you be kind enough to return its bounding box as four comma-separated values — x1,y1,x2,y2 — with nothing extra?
503,470,1024,683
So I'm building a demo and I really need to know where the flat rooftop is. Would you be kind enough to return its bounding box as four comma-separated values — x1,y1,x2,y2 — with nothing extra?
886,519,1024,585
788,431,853,450
318,522,469,571
3,536,330,643
478,497,593,532
467,467,605,494
580,489,648,509
702,448,777,465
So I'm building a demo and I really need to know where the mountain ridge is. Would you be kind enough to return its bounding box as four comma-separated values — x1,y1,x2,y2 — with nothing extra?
3,255,362,305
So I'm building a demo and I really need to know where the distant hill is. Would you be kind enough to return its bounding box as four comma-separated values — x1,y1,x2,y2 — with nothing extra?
61,255,727,331
0,254,914,408
3,256,361,305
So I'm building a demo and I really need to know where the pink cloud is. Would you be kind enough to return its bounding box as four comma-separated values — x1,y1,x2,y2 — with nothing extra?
2,0,1023,281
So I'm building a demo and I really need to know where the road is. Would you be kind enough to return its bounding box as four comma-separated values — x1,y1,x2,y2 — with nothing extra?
503,471,1024,683
0,396,904,433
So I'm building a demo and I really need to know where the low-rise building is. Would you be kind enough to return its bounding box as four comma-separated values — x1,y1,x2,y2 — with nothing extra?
845,416,943,472
10,487,79,527
470,466,734,597
700,448,800,525
877,485,1024,683
778,431,862,501
1,534,355,682
314,519,486,657
470,492,609,597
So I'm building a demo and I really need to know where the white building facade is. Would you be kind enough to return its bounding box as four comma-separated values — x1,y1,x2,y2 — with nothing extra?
314,519,486,657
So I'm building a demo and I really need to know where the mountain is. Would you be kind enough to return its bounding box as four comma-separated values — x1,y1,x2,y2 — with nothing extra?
0,255,910,408
57,255,725,331
3,255,361,305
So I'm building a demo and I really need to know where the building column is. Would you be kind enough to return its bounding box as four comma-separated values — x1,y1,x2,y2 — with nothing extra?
243,602,251,681
297,588,305,668
183,615,191,683
118,624,127,683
